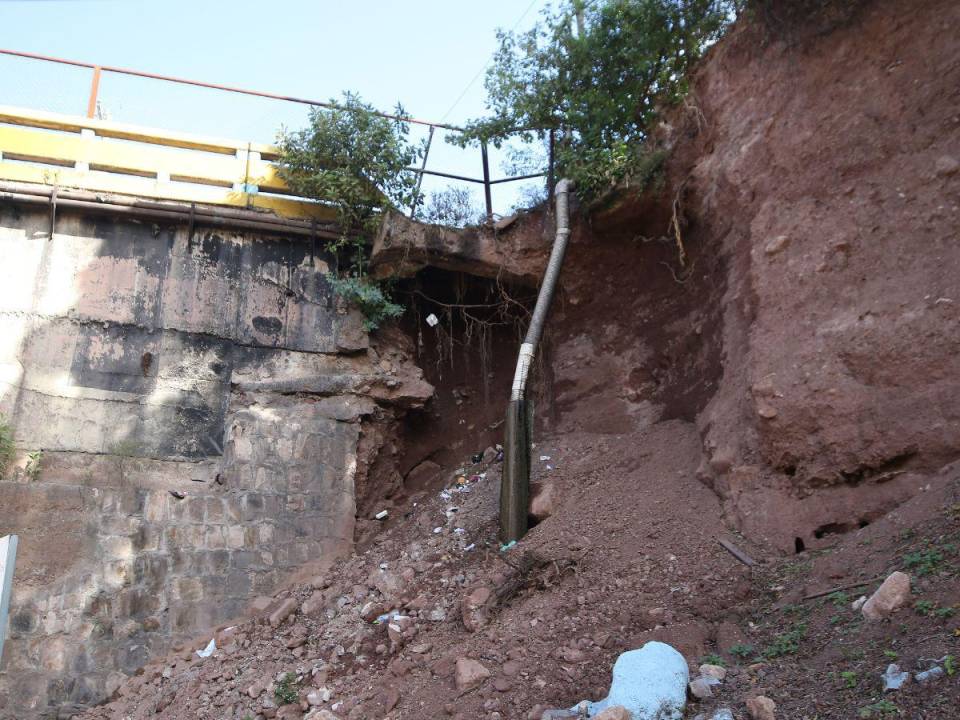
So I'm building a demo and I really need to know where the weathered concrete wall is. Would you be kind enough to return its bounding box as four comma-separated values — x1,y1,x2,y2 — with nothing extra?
0,204,430,718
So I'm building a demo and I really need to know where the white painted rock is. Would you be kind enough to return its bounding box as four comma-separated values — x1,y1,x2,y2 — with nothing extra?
580,641,688,719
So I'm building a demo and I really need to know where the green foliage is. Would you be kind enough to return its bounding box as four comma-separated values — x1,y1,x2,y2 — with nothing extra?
858,700,898,718
729,643,754,659
903,548,946,576
24,450,42,481
274,672,299,705
839,670,858,688
945,655,956,676
277,92,420,328
914,599,935,616
935,606,956,619
828,590,850,607
456,0,734,201
761,622,807,658
327,275,403,331
0,415,14,478
883,649,898,659
701,653,725,667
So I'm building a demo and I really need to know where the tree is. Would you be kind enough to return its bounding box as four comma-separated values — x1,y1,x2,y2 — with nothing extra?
277,93,421,329
457,0,735,200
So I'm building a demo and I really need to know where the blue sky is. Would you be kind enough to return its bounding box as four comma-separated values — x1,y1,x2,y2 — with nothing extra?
0,0,553,213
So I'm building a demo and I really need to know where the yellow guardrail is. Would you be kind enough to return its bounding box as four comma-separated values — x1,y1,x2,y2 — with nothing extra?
0,105,333,221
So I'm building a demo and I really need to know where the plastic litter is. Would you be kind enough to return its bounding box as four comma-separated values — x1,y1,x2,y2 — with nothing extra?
426,313,439,327
374,510,388,520
540,455,551,461
882,663,911,691
577,641,688,719
916,666,945,685
433,527,443,534
464,543,476,551
195,638,216,658
500,540,517,552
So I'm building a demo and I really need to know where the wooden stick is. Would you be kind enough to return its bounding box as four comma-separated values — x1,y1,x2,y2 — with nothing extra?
717,538,756,566
802,576,884,601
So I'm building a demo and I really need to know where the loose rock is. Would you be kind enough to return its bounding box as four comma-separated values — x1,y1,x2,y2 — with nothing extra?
746,695,776,720
455,657,491,692
862,572,911,620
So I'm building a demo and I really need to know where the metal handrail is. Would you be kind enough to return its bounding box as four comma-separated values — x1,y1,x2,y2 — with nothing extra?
0,48,549,220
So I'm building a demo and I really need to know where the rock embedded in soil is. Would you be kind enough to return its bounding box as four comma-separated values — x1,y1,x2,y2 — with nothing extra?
455,657,491,692
594,707,632,720
699,663,727,681
746,695,776,720
862,571,911,620
529,481,556,522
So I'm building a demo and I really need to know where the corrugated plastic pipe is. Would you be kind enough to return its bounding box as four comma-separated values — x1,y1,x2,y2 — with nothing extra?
499,178,573,544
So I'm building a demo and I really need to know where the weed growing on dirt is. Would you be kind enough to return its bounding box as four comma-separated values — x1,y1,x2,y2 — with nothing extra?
858,700,898,718
883,649,898,660
762,622,807,658
840,670,858,688
936,606,957,619
945,655,956,676
914,599,936,616
827,590,850,607
729,643,754,660
701,653,725,667
904,548,945,576
274,673,298,705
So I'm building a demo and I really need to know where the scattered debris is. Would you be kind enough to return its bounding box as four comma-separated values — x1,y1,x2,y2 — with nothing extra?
168,490,185,500
717,537,755,567
426,313,439,327
194,638,216,658
882,663,911,691
374,510,389,520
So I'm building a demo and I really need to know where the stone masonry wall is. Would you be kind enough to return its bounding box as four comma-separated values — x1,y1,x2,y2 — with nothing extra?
0,204,431,718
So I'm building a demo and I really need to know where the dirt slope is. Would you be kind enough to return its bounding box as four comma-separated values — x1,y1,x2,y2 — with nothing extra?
76,1,960,719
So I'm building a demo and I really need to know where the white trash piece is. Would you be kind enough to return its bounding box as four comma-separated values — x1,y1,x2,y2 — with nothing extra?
196,638,216,658
426,313,439,327
375,510,388,520
577,641,688,719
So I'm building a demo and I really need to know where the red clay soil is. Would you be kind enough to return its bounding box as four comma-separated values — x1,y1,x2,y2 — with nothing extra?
78,0,960,718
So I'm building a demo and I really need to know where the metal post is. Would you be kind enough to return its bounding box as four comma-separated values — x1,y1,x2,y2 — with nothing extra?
409,125,435,219
0,534,19,666
481,141,493,222
86,65,102,119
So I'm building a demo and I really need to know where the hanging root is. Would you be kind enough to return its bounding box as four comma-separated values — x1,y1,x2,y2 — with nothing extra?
669,179,689,269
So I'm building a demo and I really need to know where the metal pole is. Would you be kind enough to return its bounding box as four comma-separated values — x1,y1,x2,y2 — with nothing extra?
86,65,102,118
481,141,493,221
500,179,573,544
409,126,435,219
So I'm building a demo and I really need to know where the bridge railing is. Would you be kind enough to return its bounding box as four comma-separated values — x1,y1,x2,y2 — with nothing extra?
0,104,331,221
0,48,549,222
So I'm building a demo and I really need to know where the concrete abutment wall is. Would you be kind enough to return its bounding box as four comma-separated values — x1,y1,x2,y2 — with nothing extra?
0,203,428,717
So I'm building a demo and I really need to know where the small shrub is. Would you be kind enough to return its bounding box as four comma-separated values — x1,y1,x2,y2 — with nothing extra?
0,415,14,477
422,187,487,228
700,653,725,667
328,275,403,331
914,599,936,617
883,649,898,660
945,655,955,676
25,450,42,480
274,672,299,705
935,606,957,619
729,643,754,660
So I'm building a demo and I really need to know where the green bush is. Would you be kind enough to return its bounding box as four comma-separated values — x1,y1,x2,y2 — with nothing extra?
328,275,404,331
277,93,419,329
274,672,299,705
